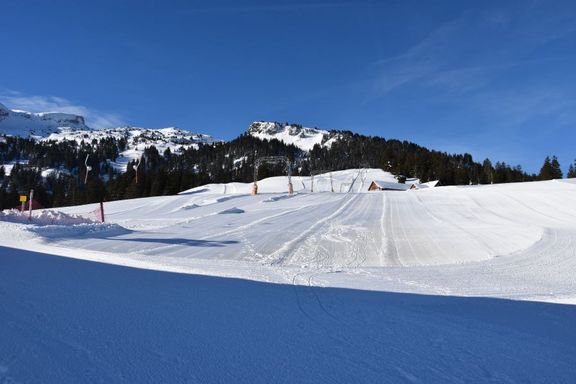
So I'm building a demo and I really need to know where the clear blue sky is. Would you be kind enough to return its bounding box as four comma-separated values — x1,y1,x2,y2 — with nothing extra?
1,0,575,173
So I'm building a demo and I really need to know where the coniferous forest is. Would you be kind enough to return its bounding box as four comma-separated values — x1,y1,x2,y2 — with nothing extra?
0,129,566,210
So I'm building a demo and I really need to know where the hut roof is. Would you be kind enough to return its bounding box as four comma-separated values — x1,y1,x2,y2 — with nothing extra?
370,180,413,191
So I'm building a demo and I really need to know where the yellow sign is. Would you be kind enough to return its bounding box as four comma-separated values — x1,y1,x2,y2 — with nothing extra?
19,195,27,203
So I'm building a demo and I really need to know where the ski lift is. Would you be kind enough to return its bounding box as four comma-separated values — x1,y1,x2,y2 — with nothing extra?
253,156,292,195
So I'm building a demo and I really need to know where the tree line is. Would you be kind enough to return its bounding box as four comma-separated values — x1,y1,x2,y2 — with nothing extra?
0,131,572,210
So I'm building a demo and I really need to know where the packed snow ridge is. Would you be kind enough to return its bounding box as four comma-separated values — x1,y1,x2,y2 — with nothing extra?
248,121,340,151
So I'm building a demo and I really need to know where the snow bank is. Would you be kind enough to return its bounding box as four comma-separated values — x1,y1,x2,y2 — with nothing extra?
29,222,131,239
0,209,97,226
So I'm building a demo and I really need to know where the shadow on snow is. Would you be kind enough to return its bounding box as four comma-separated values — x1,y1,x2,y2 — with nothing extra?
1,246,575,383
105,237,239,247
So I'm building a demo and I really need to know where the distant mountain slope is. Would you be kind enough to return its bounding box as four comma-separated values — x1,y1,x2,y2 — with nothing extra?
43,126,217,172
0,102,217,172
0,102,88,136
247,121,339,151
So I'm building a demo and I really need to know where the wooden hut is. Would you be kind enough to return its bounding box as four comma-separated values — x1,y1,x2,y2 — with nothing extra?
368,180,416,191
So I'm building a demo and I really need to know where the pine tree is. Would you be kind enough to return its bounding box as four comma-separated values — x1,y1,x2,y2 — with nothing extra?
568,160,576,178
550,156,563,179
482,159,493,184
539,156,554,180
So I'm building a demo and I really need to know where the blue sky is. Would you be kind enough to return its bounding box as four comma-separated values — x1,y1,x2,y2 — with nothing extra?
1,0,575,173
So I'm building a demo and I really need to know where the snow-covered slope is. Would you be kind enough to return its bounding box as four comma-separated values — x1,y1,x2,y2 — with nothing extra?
0,102,88,136
2,171,574,303
2,172,576,382
181,168,396,194
248,121,338,151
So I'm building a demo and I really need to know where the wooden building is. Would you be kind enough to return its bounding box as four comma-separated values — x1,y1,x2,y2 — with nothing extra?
368,180,417,191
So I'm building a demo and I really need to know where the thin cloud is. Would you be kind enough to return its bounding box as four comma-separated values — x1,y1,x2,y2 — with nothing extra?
0,91,125,129
372,3,576,98
471,88,576,127
372,9,471,95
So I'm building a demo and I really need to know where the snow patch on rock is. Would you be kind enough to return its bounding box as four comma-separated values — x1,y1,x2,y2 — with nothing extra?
248,121,335,151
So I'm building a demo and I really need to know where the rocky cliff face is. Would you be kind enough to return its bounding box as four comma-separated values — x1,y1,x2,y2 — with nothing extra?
0,102,89,136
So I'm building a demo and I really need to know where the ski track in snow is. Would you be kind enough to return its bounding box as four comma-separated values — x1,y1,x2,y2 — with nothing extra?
1,170,575,303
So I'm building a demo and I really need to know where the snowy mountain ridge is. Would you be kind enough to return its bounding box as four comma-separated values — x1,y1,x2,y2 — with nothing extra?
0,102,218,172
44,126,217,172
0,101,88,137
1,102,342,156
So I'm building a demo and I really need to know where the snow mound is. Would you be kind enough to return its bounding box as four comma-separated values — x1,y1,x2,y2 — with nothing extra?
30,223,131,239
181,203,200,210
218,207,245,214
263,194,294,202
0,209,98,226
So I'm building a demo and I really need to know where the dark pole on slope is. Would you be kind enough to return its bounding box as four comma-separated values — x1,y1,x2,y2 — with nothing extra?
84,154,92,184
28,189,34,221
100,200,105,223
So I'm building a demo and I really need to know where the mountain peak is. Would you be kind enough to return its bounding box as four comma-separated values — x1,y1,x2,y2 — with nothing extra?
247,121,335,151
0,103,90,136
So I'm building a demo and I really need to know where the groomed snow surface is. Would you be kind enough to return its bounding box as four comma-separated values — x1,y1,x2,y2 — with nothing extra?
2,169,576,383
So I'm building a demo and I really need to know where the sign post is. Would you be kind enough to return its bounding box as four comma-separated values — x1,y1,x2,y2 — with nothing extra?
19,195,27,213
